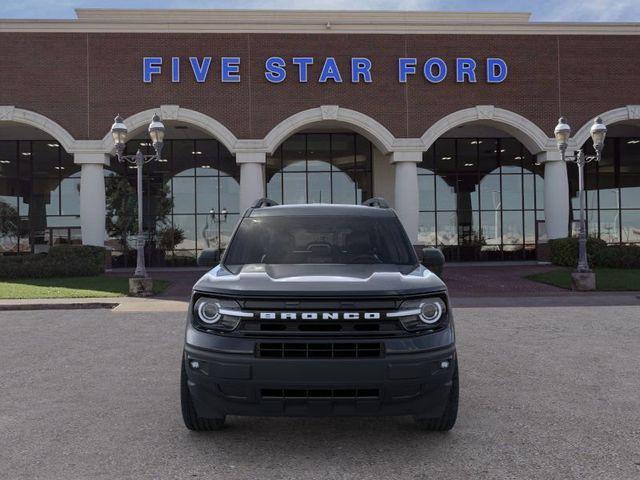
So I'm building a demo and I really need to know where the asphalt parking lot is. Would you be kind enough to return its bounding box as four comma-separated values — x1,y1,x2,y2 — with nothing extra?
1,305,639,480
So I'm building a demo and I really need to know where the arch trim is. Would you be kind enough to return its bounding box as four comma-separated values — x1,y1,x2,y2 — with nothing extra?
420,105,553,154
572,105,640,148
0,106,76,153
263,106,397,154
100,105,239,154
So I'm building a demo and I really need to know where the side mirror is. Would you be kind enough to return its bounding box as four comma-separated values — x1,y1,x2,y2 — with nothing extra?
197,249,221,267
421,247,445,277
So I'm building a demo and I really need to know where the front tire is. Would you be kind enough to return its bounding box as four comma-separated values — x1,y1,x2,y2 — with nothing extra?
414,362,459,431
181,361,226,431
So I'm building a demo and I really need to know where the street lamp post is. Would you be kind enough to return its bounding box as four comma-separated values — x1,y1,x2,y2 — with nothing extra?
553,116,607,287
202,208,228,249
110,114,165,283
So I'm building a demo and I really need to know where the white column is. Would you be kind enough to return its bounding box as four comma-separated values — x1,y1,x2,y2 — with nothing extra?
373,147,395,208
237,151,266,213
539,151,569,239
75,153,109,246
391,151,422,244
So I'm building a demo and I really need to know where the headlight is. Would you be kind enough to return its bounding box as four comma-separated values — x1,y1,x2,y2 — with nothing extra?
195,298,221,324
391,297,447,331
192,296,245,332
419,299,445,324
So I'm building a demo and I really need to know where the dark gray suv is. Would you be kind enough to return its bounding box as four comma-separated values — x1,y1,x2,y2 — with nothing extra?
181,198,458,431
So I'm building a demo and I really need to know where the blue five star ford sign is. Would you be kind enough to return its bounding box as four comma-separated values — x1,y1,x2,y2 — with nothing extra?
142,56,508,84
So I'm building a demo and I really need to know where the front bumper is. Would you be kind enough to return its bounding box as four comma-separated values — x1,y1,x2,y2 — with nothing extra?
184,324,456,418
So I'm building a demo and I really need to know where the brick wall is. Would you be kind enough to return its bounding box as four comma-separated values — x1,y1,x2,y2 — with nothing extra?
1,32,639,142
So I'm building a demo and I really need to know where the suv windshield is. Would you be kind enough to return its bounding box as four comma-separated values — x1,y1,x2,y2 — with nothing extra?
223,214,418,274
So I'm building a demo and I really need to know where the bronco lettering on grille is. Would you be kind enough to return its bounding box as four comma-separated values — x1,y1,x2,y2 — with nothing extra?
258,312,381,320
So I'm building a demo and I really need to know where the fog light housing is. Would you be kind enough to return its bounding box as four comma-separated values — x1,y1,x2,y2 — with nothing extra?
189,360,200,370
440,360,450,369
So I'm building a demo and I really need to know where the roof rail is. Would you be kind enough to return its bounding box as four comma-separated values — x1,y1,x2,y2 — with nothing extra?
362,197,389,208
251,198,279,208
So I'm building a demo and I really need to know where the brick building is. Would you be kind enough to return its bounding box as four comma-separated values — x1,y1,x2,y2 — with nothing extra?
1,9,639,265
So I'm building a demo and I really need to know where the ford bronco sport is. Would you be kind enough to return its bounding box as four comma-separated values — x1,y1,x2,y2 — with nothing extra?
181,198,458,431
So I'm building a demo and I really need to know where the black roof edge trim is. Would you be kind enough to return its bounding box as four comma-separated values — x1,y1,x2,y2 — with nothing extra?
251,198,279,208
362,197,390,208
191,288,448,299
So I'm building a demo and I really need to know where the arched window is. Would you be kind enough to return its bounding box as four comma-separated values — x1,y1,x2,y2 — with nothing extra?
266,133,373,205
106,138,239,267
418,137,544,261
569,135,640,244
0,140,79,254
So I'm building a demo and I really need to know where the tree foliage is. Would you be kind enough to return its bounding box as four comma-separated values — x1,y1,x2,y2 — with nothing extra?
105,175,173,251
0,201,21,241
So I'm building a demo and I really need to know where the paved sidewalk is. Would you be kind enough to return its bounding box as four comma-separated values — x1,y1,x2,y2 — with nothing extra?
0,296,189,313
107,268,208,299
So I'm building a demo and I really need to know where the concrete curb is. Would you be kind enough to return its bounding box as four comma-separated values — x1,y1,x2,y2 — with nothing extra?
0,302,119,311
0,295,190,313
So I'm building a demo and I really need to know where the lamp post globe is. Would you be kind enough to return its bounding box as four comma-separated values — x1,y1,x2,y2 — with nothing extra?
110,115,128,156
148,113,166,157
554,117,571,155
590,117,607,154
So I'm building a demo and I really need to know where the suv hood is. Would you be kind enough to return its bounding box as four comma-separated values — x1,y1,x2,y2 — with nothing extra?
193,264,446,297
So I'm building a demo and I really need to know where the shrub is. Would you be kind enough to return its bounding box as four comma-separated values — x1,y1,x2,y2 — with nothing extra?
157,226,185,252
593,245,640,269
549,237,607,267
0,245,106,279
550,237,640,269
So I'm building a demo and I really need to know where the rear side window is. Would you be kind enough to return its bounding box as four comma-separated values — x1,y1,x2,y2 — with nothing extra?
223,215,417,272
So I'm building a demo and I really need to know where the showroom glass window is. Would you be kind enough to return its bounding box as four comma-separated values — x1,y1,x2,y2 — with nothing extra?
570,137,640,244
418,138,544,261
266,133,373,204
107,139,239,267
0,140,80,254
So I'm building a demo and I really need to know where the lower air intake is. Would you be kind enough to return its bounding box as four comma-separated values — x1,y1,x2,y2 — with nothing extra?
256,342,383,359
261,388,380,399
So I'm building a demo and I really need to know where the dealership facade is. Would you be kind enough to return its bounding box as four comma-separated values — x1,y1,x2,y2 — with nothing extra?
1,9,640,265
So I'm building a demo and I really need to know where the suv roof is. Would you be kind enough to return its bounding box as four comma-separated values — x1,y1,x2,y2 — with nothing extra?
247,203,396,218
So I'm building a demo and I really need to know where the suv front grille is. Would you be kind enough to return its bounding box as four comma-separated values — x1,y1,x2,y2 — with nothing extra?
256,342,383,359
241,319,402,336
235,298,405,337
